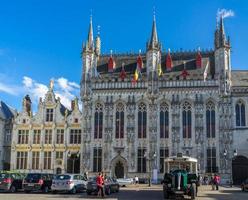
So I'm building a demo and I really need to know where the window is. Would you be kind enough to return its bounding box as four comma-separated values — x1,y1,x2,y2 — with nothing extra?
44,129,52,144
17,130,29,144
160,148,169,173
182,102,192,139
206,102,215,138
94,103,103,139
5,129,11,142
70,129,81,144
138,103,147,138
33,130,41,144
16,152,28,169
56,129,64,144
44,151,52,170
74,118,78,123
56,152,63,159
116,103,124,139
236,100,246,127
206,148,217,173
32,152,40,169
46,108,54,122
93,148,102,172
160,103,169,138
137,148,146,173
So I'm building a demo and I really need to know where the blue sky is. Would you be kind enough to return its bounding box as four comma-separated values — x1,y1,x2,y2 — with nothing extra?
0,0,248,111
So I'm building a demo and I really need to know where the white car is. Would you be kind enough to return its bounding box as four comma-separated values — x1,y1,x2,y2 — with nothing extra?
51,174,87,194
117,178,134,187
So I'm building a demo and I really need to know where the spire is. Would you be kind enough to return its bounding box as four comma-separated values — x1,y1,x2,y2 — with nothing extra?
87,15,94,51
215,15,230,49
147,10,159,50
219,15,226,47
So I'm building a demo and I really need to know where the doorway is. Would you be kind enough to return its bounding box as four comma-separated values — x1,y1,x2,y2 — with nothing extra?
67,153,80,173
232,155,248,185
115,161,124,178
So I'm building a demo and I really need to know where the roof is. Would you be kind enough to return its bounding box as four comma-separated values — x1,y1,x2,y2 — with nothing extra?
96,50,215,79
0,101,15,120
231,70,248,87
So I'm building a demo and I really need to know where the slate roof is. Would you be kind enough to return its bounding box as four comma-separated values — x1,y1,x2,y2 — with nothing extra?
96,50,215,79
231,70,248,87
0,101,15,120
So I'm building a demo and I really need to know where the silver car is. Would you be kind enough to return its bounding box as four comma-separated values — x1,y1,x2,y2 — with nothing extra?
51,174,87,194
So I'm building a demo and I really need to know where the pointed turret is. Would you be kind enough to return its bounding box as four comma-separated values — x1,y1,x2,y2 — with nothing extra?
87,16,94,51
95,25,101,56
147,15,160,50
214,15,230,49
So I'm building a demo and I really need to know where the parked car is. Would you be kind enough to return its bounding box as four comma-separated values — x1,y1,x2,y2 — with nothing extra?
51,174,87,194
86,176,119,195
241,178,248,191
0,172,24,192
117,178,134,187
23,173,54,193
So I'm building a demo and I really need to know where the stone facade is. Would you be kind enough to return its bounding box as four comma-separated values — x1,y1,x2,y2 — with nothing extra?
10,83,83,174
0,101,16,170
80,15,248,184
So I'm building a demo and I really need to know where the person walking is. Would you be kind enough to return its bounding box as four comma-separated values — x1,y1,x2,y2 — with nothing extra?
214,174,220,190
211,174,215,190
96,172,105,198
135,175,139,184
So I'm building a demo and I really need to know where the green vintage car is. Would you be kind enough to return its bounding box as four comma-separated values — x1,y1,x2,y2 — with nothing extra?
162,154,199,199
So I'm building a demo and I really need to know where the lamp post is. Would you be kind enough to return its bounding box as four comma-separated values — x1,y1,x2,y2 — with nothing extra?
144,151,157,187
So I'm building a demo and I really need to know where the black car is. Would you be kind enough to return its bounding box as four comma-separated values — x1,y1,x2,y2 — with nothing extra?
0,172,24,192
86,176,119,195
23,173,54,193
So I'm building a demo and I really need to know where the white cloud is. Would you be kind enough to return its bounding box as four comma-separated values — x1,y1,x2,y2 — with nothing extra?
217,8,235,19
0,82,19,95
23,76,33,88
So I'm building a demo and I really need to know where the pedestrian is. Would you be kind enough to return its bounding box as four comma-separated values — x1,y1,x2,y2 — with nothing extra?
135,175,139,184
96,172,105,198
211,174,215,190
214,174,220,190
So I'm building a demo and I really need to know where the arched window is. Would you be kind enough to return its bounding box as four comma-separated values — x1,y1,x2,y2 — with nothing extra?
182,102,192,139
206,102,215,138
94,103,103,139
236,100,246,127
160,103,169,138
116,103,124,139
138,103,147,138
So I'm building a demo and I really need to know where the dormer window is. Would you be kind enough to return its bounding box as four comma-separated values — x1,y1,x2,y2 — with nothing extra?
46,108,54,122
22,119,26,124
74,118,78,123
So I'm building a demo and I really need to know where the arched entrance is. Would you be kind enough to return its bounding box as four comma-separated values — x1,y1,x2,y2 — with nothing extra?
110,155,128,178
232,155,248,185
67,153,80,174
115,161,124,178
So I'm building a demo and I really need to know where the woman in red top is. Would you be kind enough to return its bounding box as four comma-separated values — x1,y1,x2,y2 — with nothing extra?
96,173,105,197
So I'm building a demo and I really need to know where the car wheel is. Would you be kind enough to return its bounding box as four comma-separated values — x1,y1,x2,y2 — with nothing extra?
52,190,57,194
43,186,49,193
9,185,16,193
87,191,92,195
105,187,111,195
24,190,31,193
116,186,119,193
70,187,76,194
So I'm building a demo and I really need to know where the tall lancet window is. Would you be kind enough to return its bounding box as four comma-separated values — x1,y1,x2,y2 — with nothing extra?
160,103,169,138
236,100,246,127
116,103,124,139
182,102,192,138
94,103,103,139
138,103,147,138
206,102,216,138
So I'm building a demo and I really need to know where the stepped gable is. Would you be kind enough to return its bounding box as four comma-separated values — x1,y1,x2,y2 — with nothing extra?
97,49,215,79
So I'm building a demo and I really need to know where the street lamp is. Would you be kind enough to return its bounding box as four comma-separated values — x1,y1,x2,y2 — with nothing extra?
144,151,157,187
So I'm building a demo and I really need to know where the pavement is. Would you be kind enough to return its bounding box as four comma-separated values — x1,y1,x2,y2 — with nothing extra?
0,184,247,200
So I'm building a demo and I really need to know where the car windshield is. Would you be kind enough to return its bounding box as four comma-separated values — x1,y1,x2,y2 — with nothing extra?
88,177,96,182
26,174,41,179
55,175,71,180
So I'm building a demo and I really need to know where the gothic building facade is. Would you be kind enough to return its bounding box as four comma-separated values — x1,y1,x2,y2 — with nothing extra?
10,83,83,174
80,16,248,184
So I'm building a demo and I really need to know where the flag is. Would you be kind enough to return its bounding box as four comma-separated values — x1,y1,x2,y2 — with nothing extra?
132,68,139,85
108,56,115,72
119,63,126,81
157,53,163,76
203,61,209,81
